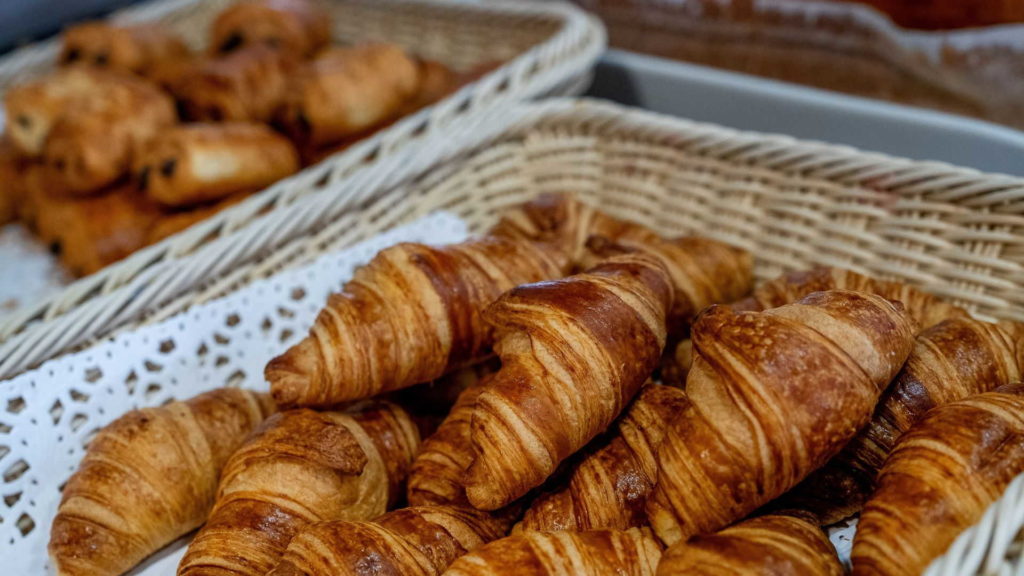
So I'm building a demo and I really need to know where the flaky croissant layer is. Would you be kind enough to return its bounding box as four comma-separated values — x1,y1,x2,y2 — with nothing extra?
517,384,689,532
269,505,509,576
442,528,663,576
657,514,844,575
647,290,917,545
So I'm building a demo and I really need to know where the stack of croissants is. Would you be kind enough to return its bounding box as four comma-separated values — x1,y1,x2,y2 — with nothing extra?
1,0,478,276
48,193,1024,576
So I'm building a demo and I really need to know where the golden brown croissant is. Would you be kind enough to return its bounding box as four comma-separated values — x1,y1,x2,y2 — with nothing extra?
266,237,570,408
178,402,420,576
48,388,274,576
732,266,966,330
60,22,189,77
173,44,296,123
442,528,663,576
851,386,1024,576
211,0,331,58
490,192,661,269
135,123,299,207
407,377,490,509
656,513,843,575
43,76,176,195
646,290,917,545
269,505,509,576
465,253,673,511
663,265,969,385
586,234,753,335
494,193,753,335
775,317,1024,524
517,384,689,532
278,44,421,147
5,67,128,157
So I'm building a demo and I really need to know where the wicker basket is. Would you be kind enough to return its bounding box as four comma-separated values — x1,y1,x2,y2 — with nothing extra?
6,97,1024,571
0,0,605,368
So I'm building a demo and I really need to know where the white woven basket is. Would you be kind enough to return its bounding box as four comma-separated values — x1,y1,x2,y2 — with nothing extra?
0,0,605,371
3,98,1024,572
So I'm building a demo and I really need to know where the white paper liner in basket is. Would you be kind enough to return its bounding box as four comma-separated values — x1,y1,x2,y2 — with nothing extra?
0,0,605,361
0,212,468,574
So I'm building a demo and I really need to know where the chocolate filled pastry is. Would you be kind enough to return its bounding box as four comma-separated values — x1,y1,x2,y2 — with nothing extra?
135,123,299,207
29,184,162,276
60,21,190,77
172,44,296,122
211,0,331,58
4,67,110,157
0,139,27,225
279,44,421,147
43,76,177,195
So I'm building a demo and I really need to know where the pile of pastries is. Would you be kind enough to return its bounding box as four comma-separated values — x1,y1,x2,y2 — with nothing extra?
48,193,1024,576
0,0,472,277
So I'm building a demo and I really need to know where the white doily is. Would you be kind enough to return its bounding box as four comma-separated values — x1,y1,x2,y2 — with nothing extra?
0,212,468,575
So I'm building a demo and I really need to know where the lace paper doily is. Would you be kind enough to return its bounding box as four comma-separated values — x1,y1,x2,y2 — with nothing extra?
1,212,468,574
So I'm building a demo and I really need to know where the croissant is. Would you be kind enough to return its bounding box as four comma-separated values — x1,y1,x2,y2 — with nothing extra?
269,505,509,576
494,194,753,335
408,377,489,509
646,290,917,545
775,317,1024,524
732,266,966,330
178,402,420,576
490,192,661,268
517,384,689,532
60,22,189,77
442,528,663,576
851,386,1024,576
664,266,969,384
135,123,299,207
656,513,843,575
48,388,273,576
465,253,673,511
211,0,331,58
266,237,570,408
586,235,753,336
173,44,296,123
279,44,421,147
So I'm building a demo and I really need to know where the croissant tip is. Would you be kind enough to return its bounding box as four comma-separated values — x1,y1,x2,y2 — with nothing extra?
266,368,303,409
